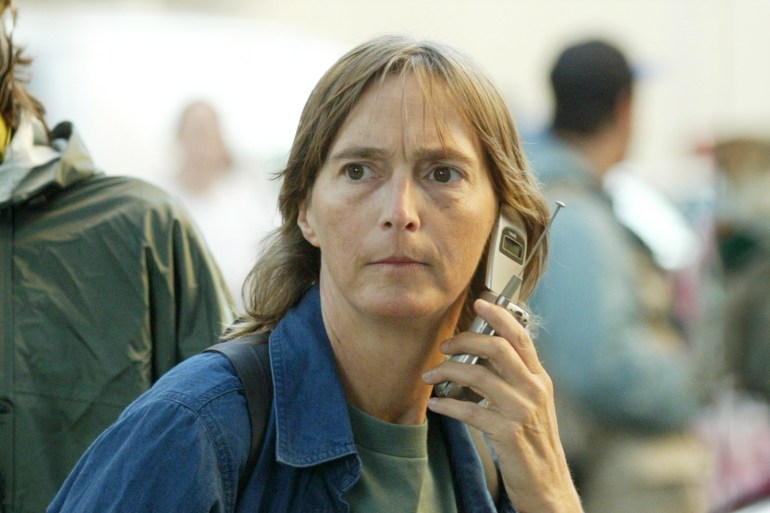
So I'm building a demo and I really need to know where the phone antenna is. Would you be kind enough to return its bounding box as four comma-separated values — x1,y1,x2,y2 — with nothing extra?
520,200,565,274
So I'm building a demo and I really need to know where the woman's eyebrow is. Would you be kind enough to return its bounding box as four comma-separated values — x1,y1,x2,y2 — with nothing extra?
415,147,477,167
330,146,477,167
329,146,389,161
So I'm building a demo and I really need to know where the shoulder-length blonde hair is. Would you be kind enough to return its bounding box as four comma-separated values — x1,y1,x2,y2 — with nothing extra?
229,35,550,338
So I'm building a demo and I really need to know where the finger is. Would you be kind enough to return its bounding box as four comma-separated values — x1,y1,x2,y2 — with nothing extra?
424,352,538,421
474,299,545,374
427,351,546,407
437,331,530,385
437,300,541,377
426,394,500,430
423,356,500,394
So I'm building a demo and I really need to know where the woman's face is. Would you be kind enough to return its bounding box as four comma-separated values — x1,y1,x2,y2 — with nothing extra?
298,74,497,323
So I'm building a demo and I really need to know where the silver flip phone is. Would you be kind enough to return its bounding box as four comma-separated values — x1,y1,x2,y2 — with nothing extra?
434,202,564,402
433,210,528,402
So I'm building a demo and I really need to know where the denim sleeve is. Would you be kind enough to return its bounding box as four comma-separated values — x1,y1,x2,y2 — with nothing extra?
47,379,247,513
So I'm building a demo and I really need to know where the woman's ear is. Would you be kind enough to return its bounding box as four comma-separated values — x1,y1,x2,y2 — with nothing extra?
297,200,321,248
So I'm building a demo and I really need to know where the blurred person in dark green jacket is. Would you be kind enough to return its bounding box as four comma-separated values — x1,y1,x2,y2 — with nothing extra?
0,2,234,512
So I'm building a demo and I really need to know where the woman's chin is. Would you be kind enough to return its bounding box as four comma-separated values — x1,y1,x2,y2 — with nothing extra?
360,292,453,323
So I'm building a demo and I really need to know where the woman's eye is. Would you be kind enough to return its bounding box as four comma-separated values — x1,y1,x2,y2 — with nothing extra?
344,163,372,180
429,166,462,184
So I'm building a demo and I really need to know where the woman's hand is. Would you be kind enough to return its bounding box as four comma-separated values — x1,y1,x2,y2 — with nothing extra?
422,299,583,513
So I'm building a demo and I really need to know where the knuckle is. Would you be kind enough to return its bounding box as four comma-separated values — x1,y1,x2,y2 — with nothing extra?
530,377,552,405
541,372,554,393
474,367,496,389
486,336,509,359
447,395,478,416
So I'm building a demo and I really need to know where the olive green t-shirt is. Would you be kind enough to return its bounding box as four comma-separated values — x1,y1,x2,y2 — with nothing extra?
344,406,458,513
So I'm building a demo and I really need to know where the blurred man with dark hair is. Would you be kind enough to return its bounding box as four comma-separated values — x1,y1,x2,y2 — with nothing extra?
527,39,712,513
0,2,233,512
550,39,634,137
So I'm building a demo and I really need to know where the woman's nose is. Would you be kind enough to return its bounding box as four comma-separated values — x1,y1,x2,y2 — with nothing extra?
378,174,421,232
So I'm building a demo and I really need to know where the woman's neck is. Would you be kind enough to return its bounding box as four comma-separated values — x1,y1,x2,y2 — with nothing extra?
320,289,461,425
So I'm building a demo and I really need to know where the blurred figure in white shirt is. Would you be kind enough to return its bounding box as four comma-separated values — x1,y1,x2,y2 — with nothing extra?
166,100,279,311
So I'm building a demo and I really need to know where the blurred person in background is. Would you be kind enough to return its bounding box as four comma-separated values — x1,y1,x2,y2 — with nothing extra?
713,137,770,404
696,136,770,511
0,2,233,512
164,100,278,311
49,34,583,513
527,39,715,513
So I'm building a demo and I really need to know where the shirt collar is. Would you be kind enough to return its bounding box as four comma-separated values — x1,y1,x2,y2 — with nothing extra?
266,284,502,510
270,284,358,467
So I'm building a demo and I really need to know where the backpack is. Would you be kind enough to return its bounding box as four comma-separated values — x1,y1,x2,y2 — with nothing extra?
205,331,499,505
205,332,272,501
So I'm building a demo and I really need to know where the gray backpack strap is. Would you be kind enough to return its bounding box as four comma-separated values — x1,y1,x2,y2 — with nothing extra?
205,332,272,502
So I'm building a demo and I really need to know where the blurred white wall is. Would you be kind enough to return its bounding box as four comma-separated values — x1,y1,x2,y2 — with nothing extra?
15,0,770,198
16,3,344,183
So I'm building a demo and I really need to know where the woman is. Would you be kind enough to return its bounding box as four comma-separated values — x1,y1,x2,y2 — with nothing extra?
49,35,581,513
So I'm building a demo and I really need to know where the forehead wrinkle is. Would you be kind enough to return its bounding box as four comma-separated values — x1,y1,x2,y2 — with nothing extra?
409,74,463,160
343,76,408,159
357,73,428,161
337,73,472,166
397,74,454,160
398,73,415,159
404,93,479,170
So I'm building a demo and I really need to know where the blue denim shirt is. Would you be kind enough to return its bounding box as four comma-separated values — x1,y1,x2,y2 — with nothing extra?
49,285,516,513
